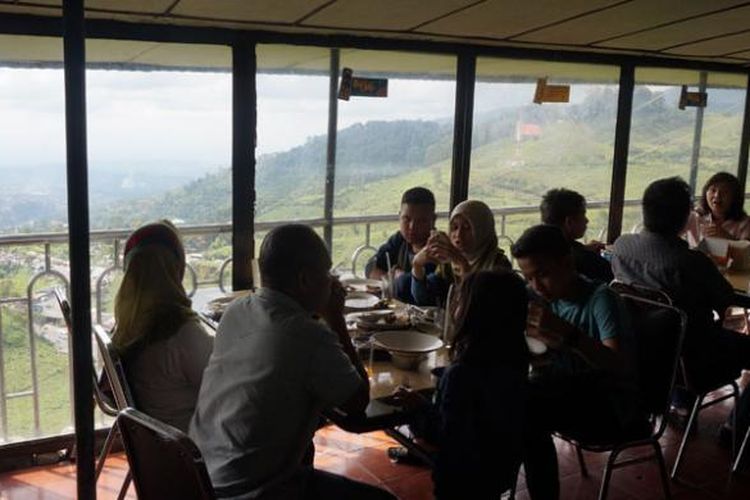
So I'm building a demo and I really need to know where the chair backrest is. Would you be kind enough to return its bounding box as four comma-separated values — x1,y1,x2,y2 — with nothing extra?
619,293,686,419
609,280,673,306
117,408,215,500
93,324,135,411
53,288,72,331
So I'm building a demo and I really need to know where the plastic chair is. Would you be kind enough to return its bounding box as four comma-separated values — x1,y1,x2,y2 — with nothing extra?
117,407,216,500
93,324,136,499
557,293,686,500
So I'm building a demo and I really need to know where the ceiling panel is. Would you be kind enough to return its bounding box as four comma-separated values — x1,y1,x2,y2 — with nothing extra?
172,0,332,24
513,0,747,45
87,1,174,14
339,48,456,78
256,44,331,73
665,31,750,56
0,4,60,16
301,0,476,31
0,34,61,63
597,5,750,50
727,50,750,60
416,0,621,39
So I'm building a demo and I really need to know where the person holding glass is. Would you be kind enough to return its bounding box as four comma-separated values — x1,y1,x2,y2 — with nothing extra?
112,220,214,433
410,199,511,307
686,171,750,245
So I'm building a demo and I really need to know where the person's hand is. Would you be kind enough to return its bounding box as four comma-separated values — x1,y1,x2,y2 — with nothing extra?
392,267,405,281
527,302,578,349
703,223,733,240
390,386,430,411
428,238,470,273
584,240,606,253
321,277,346,322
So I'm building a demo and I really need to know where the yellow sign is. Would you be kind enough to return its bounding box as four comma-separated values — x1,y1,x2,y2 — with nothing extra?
533,77,570,104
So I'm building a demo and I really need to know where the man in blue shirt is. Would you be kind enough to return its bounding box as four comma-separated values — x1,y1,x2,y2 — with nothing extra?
513,224,638,500
366,187,436,303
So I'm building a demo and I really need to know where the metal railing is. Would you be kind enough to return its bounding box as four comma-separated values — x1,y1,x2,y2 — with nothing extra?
0,200,628,444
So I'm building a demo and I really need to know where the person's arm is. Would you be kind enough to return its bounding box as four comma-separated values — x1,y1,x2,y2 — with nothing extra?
366,233,401,279
319,279,370,414
527,299,627,376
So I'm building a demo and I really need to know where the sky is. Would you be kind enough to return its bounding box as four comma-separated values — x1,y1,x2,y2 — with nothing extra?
0,67,459,172
0,65,618,173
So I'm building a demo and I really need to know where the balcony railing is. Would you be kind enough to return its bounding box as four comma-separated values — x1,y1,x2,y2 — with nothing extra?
0,199,634,445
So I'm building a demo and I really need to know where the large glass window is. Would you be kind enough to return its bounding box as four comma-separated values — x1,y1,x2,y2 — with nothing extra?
332,49,456,270
86,42,232,322
622,69,747,233
0,38,68,442
469,59,619,244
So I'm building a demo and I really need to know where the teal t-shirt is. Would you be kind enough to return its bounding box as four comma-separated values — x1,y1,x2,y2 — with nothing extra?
550,277,630,344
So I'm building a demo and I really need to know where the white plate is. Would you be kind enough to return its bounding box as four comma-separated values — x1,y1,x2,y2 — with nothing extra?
371,330,444,354
345,291,381,309
526,336,548,355
346,310,410,330
341,277,382,292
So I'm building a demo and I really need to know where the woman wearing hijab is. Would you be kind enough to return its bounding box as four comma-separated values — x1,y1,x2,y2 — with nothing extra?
411,199,511,307
112,220,213,432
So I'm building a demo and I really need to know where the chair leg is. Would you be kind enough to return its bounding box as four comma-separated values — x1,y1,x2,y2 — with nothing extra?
671,395,702,480
576,445,589,478
95,422,118,481
117,470,132,500
731,382,739,463
733,425,750,473
652,441,672,499
598,448,619,500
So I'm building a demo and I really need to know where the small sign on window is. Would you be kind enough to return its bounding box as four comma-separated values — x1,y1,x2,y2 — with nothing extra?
533,77,570,104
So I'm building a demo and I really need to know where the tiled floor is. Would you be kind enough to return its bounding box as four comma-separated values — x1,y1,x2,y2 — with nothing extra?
2,396,750,499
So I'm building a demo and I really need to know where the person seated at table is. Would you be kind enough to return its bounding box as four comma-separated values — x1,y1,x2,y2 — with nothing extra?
365,186,437,303
612,177,750,439
411,199,511,307
112,220,213,433
540,188,613,283
686,171,750,245
190,224,395,500
512,224,639,500
396,269,529,498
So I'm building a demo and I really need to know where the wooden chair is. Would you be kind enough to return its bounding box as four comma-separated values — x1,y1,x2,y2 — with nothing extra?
117,407,215,500
557,294,686,500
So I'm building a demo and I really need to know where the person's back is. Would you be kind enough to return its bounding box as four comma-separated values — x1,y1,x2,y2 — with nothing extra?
123,318,212,432
612,230,732,336
189,224,393,500
433,361,526,498
113,221,213,433
190,290,359,496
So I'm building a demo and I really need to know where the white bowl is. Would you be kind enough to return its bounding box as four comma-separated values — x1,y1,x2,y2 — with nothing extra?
371,330,444,370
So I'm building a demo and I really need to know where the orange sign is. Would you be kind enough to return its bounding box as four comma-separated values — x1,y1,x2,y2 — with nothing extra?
533,77,570,104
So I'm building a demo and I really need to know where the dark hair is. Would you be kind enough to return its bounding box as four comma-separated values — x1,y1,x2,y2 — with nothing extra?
699,172,747,221
642,177,691,235
540,188,586,226
259,224,329,289
401,187,435,209
451,270,529,368
511,224,571,260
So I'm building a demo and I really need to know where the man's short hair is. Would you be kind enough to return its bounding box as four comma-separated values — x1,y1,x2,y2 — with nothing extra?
401,187,435,209
259,224,329,289
642,177,691,236
540,188,586,226
511,224,571,260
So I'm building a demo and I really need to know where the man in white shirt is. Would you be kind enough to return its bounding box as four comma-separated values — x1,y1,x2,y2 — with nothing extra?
190,224,395,499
